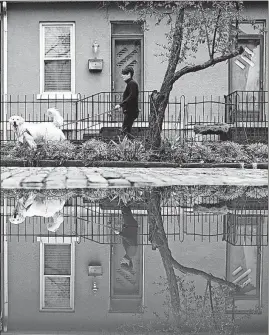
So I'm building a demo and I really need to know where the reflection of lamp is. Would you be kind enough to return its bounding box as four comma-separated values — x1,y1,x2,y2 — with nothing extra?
88,264,103,295
92,41,99,56
92,279,99,295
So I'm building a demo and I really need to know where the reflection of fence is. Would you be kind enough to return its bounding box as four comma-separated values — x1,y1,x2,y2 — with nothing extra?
1,90,267,144
223,211,268,246
1,197,267,246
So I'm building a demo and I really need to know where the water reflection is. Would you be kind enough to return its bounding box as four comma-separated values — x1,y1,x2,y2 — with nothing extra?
0,186,268,334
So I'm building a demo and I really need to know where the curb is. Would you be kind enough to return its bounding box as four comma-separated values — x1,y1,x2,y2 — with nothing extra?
0,160,268,169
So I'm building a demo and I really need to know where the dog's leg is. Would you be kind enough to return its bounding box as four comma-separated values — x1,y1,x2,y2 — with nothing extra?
23,132,37,149
60,131,66,141
24,192,36,208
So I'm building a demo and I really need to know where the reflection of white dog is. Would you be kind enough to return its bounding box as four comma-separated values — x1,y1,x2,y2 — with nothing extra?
9,193,66,232
9,111,65,149
47,107,64,128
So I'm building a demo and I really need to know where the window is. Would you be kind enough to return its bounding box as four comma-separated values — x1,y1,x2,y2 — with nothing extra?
39,23,75,99
38,237,78,311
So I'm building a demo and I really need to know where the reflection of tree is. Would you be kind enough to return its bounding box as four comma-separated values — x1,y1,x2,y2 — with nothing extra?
148,190,181,321
46,277,70,300
45,33,71,58
147,189,242,333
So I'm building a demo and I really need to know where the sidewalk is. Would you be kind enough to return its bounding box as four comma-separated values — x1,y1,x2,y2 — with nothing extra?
1,167,267,189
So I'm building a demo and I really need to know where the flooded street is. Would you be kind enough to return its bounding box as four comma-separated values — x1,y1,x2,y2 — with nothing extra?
1,184,268,334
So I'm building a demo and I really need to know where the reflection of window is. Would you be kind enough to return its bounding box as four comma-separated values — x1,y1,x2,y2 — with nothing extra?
38,237,78,312
40,23,75,94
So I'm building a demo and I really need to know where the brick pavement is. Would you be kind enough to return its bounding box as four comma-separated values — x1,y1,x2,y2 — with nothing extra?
1,167,267,189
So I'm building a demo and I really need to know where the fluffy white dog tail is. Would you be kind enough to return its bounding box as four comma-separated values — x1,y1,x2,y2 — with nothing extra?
47,107,64,128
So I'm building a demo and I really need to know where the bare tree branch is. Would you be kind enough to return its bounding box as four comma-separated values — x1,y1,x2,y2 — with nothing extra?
171,257,239,290
171,46,244,85
160,7,185,94
199,2,212,58
235,2,240,49
211,8,222,57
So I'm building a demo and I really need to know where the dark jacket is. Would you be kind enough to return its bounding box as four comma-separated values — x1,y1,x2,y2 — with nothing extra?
119,206,138,258
120,78,139,117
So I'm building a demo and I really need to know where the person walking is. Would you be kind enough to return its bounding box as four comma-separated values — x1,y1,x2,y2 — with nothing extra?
115,66,139,139
118,205,139,273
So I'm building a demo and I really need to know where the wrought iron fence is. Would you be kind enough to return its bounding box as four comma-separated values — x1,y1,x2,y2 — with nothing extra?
224,90,268,143
1,196,267,246
0,90,267,144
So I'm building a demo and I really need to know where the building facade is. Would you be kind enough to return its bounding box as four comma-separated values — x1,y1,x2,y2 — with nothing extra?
0,190,268,334
0,0,268,143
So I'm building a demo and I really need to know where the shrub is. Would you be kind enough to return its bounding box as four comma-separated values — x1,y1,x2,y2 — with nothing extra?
1,138,268,165
6,140,77,164
173,142,213,163
78,139,110,163
109,136,149,161
207,141,250,163
244,143,268,162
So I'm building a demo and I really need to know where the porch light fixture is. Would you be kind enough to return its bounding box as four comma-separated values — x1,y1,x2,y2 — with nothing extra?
92,41,100,56
89,41,103,72
88,265,103,295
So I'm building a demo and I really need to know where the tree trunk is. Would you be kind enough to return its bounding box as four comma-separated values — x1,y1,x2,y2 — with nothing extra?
148,189,181,321
146,8,185,149
146,91,170,149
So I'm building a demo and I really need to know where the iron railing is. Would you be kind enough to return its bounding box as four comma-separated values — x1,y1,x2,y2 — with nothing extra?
0,90,267,144
224,90,268,143
1,196,267,246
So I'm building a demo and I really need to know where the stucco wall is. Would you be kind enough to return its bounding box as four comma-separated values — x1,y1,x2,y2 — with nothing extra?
6,211,268,333
6,213,226,332
6,1,268,102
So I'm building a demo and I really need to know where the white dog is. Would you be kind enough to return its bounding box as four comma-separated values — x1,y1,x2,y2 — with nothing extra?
9,192,67,232
47,107,64,128
9,110,65,149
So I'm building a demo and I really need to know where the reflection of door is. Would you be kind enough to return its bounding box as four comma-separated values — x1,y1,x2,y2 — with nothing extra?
229,36,263,121
109,215,144,313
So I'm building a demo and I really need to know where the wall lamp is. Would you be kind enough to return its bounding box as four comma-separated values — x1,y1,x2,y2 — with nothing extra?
92,41,100,56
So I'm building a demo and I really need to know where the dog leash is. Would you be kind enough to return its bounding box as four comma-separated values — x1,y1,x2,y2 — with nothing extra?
14,126,33,140
62,107,118,127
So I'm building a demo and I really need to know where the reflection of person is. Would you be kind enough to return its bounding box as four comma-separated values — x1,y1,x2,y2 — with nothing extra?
115,67,139,139
118,206,138,273
9,192,66,232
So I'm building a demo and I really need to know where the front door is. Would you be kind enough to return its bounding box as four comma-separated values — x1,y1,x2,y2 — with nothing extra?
229,36,263,121
111,38,143,121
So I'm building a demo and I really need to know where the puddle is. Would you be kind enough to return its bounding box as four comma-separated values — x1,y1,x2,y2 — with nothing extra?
0,185,268,334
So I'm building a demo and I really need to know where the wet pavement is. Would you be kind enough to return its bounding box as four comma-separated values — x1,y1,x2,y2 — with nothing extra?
1,185,268,334
1,166,268,188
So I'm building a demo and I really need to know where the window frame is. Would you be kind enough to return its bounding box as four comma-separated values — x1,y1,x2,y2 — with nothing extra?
39,22,76,100
37,236,78,312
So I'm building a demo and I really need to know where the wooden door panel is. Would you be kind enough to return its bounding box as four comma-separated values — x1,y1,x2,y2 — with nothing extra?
230,38,263,122
112,39,142,121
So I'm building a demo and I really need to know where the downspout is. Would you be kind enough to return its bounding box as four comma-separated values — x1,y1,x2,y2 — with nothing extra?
2,8,8,330
3,198,8,332
2,1,7,141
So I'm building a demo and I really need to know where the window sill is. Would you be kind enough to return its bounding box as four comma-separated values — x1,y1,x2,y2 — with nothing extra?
37,236,80,243
39,308,75,313
37,93,80,100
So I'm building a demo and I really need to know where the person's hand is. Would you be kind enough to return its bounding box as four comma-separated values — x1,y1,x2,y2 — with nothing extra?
114,104,121,110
